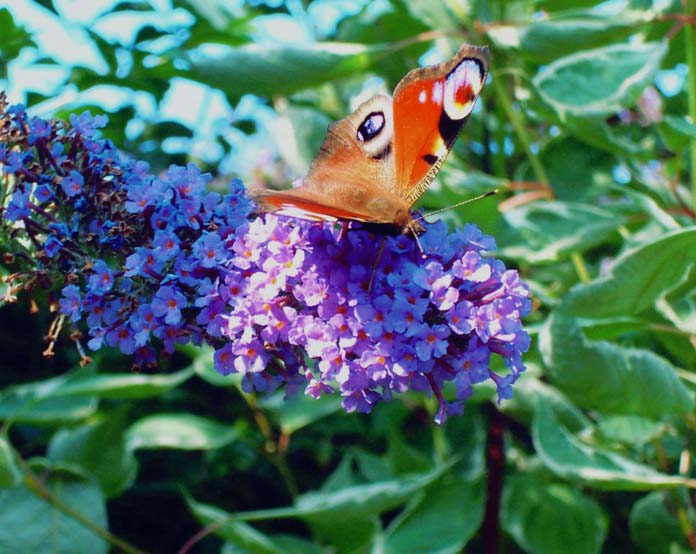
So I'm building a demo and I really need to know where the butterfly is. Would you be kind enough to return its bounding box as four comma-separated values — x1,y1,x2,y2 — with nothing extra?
251,43,489,237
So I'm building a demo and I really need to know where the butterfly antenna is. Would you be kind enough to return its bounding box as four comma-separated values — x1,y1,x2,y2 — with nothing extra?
414,189,499,222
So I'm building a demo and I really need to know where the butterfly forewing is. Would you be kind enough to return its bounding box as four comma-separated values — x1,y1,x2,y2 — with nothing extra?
250,43,489,232
392,44,489,206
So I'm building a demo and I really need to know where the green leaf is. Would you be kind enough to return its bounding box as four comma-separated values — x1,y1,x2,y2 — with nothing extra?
424,167,506,236
621,186,681,232
436,168,507,198
187,494,288,554
355,449,396,482
303,512,377,553
260,392,342,435
422,167,504,235
69,58,174,101
629,492,686,554
502,375,592,431
655,264,696,334
502,474,607,554
335,1,429,84
52,367,193,399
126,414,239,450
0,464,107,554
0,375,97,424
221,535,326,554
597,415,664,446
189,462,455,553
188,42,387,100
500,201,623,263
0,437,21,489
539,137,615,201
535,0,629,11
444,408,488,481
319,454,360,493
337,1,427,44
0,368,191,424
184,2,253,47
664,114,696,139
295,460,455,518
532,41,668,117
0,8,36,77
188,491,377,554
539,310,694,417
85,29,118,74
562,116,655,157
655,328,696,370
273,105,332,176
47,415,138,498
532,403,690,490
383,478,484,553
489,12,647,64
579,316,650,340
565,228,696,318
386,434,433,476
400,0,460,31
0,395,97,425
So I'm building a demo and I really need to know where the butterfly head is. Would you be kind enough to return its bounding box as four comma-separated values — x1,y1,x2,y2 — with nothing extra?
395,209,424,236
363,193,420,233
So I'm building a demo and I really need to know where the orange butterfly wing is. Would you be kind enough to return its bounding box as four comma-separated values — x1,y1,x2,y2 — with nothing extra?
252,188,380,223
392,44,489,205
250,44,489,231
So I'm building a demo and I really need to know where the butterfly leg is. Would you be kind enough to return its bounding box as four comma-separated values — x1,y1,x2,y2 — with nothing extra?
367,237,388,293
407,223,427,259
337,221,351,242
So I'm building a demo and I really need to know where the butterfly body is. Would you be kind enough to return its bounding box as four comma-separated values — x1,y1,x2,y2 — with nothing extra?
252,43,489,234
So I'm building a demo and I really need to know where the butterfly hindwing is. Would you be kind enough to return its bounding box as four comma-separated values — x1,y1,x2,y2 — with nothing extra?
252,95,413,226
392,44,489,205
253,189,374,222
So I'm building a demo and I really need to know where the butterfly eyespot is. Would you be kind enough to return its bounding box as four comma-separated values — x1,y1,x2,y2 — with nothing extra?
357,112,385,142
443,58,483,121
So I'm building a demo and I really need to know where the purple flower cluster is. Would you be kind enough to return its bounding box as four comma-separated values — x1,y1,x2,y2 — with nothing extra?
210,216,530,423
0,95,252,367
0,95,531,421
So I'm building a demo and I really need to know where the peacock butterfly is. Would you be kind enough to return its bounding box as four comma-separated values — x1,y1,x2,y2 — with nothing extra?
251,43,489,237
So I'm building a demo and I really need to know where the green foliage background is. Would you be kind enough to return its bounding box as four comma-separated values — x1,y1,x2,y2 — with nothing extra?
2,0,696,553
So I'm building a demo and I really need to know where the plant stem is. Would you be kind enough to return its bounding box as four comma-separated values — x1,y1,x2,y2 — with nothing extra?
482,405,506,554
17,456,148,554
491,74,550,187
240,390,299,499
571,252,591,283
492,72,592,281
655,437,696,551
685,0,696,214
